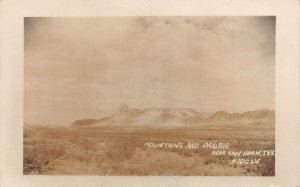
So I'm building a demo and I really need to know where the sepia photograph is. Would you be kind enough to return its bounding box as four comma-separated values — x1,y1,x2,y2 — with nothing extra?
23,16,275,176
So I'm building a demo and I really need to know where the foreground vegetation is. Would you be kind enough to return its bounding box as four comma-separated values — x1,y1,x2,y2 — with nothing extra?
24,125,275,176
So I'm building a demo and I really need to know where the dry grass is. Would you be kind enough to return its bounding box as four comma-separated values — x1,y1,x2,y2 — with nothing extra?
23,125,275,176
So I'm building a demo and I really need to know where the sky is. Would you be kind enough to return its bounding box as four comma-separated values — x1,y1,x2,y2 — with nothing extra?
24,16,275,125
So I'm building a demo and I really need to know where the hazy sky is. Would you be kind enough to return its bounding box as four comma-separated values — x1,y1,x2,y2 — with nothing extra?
24,17,275,125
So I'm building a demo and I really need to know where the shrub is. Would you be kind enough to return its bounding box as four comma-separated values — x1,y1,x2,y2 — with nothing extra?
23,143,66,174
23,145,51,174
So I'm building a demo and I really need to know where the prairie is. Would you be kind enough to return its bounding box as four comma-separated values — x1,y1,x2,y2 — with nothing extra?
23,125,274,176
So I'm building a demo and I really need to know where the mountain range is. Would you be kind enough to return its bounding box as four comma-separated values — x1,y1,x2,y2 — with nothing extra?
71,103,275,128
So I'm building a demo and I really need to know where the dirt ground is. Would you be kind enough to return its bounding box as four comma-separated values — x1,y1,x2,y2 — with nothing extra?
23,125,275,176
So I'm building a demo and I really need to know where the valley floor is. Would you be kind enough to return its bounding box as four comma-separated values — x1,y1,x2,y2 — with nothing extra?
23,125,275,176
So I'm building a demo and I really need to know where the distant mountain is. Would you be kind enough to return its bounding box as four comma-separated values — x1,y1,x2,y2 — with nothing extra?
71,119,97,127
70,104,274,128
209,109,274,122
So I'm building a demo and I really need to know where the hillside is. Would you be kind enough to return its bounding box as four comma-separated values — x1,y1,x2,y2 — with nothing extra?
70,104,275,128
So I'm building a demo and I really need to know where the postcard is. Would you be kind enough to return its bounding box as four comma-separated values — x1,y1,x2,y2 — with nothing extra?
1,0,299,186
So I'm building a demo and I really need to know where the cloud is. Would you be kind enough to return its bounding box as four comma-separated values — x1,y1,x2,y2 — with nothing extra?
24,16,275,125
